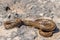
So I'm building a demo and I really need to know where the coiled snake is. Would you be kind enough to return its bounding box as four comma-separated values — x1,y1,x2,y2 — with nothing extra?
4,18,56,37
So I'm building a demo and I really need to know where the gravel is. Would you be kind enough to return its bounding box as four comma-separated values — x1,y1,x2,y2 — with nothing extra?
0,0,60,40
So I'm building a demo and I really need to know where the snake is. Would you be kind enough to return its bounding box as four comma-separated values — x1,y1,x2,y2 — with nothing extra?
4,18,56,37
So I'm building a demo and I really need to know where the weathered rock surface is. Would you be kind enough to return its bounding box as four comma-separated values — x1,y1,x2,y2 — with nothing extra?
0,0,60,40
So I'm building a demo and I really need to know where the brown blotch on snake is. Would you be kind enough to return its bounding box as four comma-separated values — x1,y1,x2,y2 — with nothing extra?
35,19,56,31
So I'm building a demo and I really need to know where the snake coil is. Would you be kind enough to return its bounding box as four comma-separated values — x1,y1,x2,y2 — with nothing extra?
4,18,56,37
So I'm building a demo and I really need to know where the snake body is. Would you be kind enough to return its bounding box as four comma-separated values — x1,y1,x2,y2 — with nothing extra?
23,19,56,31
4,18,56,37
23,19,56,37
35,19,56,31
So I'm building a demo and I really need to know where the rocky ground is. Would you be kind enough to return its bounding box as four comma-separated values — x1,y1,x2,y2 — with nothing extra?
0,0,60,40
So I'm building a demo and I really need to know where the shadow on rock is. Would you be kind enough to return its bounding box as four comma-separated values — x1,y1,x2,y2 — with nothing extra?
53,25,60,34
